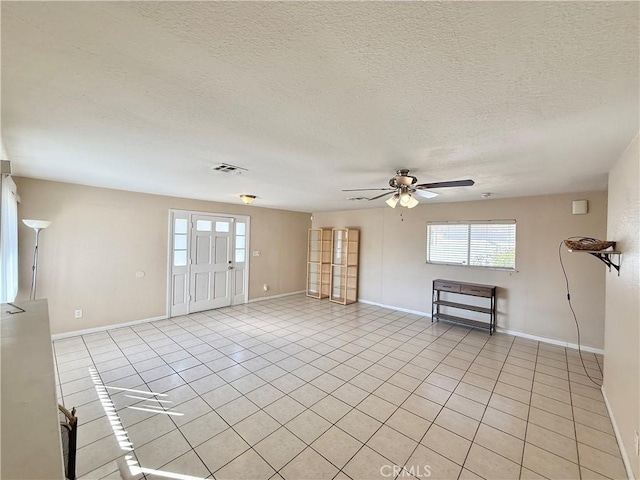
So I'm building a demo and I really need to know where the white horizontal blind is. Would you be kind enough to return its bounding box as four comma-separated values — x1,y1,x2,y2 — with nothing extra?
427,220,516,270
426,224,469,265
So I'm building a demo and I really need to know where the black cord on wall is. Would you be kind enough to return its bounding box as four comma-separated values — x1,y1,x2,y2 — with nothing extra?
558,241,603,388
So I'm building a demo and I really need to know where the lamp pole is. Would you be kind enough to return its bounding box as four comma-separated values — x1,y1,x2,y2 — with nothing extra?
30,227,43,300
22,219,52,301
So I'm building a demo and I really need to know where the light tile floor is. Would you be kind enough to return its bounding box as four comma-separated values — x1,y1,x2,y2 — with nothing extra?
53,295,627,480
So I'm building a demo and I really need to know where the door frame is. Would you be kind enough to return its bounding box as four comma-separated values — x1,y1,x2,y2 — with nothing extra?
166,209,251,318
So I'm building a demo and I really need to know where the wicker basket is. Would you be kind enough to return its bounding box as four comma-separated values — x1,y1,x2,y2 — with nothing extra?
564,238,616,251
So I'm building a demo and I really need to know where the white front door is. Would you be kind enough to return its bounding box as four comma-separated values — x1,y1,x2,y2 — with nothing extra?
191,215,233,312
169,212,249,317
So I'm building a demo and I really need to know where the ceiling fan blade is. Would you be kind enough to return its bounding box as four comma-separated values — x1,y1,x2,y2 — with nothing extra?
342,188,396,192
413,189,439,199
415,179,475,189
368,191,396,201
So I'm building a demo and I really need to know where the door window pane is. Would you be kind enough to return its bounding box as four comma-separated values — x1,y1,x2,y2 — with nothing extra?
196,220,212,231
174,250,187,266
235,249,245,262
235,223,246,235
174,234,187,250
236,236,245,248
175,218,188,234
215,221,230,232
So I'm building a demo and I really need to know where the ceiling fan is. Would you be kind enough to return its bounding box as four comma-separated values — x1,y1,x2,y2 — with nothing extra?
343,169,474,209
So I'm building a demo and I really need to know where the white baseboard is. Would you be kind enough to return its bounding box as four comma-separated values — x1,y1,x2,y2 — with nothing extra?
249,290,305,303
602,387,636,480
51,315,168,340
495,327,604,355
51,296,605,358
357,298,431,317
357,299,604,355
52,291,306,339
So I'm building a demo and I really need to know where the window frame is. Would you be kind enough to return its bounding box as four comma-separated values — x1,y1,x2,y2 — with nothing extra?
426,219,516,271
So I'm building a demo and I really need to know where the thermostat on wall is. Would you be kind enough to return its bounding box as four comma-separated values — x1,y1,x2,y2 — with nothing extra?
572,200,588,215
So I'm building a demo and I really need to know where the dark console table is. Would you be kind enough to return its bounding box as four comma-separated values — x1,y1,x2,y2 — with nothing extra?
432,279,497,334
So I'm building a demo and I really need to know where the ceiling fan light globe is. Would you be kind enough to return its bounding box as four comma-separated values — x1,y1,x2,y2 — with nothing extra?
407,196,419,208
400,193,411,205
386,195,399,208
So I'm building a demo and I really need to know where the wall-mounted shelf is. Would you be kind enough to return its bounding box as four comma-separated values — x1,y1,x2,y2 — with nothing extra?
568,249,621,275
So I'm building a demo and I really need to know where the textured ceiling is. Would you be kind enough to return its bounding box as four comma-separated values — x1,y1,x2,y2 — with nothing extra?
2,2,638,212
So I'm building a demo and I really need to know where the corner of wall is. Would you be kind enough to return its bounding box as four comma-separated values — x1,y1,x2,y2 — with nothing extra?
603,132,640,480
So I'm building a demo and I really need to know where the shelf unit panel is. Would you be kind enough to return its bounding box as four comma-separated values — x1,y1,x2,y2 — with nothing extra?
330,228,359,305
433,300,492,314
433,313,491,330
306,228,332,299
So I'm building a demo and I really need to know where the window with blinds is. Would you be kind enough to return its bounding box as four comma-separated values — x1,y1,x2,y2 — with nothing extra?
426,220,516,270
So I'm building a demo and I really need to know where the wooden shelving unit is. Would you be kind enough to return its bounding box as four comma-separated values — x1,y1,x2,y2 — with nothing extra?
306,228,332,299
432,279,497,334
330,228,359,305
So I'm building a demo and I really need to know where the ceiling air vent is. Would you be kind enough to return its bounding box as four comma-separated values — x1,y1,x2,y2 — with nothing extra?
211,163,248,175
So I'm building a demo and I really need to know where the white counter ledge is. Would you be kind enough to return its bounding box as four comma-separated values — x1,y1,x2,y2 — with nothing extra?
1,299,65,479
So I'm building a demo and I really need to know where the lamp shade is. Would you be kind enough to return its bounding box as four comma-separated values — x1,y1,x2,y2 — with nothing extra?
399,192,412,206
385,194,399,208
239,195,256,205
407,196,420,208
22,219,52,229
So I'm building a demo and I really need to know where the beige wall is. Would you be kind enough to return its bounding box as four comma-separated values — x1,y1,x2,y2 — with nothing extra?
603,133,639,479
15,177,311,334
314,191,608,349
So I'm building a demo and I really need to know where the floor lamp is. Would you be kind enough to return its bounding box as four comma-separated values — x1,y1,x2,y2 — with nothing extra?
22,219,52,301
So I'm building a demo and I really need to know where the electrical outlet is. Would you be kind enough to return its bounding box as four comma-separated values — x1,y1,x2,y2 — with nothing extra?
634,430,639,456
263,284,268,292
74,309,83,319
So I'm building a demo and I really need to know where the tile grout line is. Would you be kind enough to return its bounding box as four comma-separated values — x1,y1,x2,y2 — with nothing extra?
355,325,504,480
77,313,513,478
220,307,462,477
517,338,540,479
298,322,470,480
453,333,519,479
199,308,463,477
567,345,583,480
75,333,147,480
91,301,447,478
238,313,463,478
103,323,219,478
52,296,625,480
